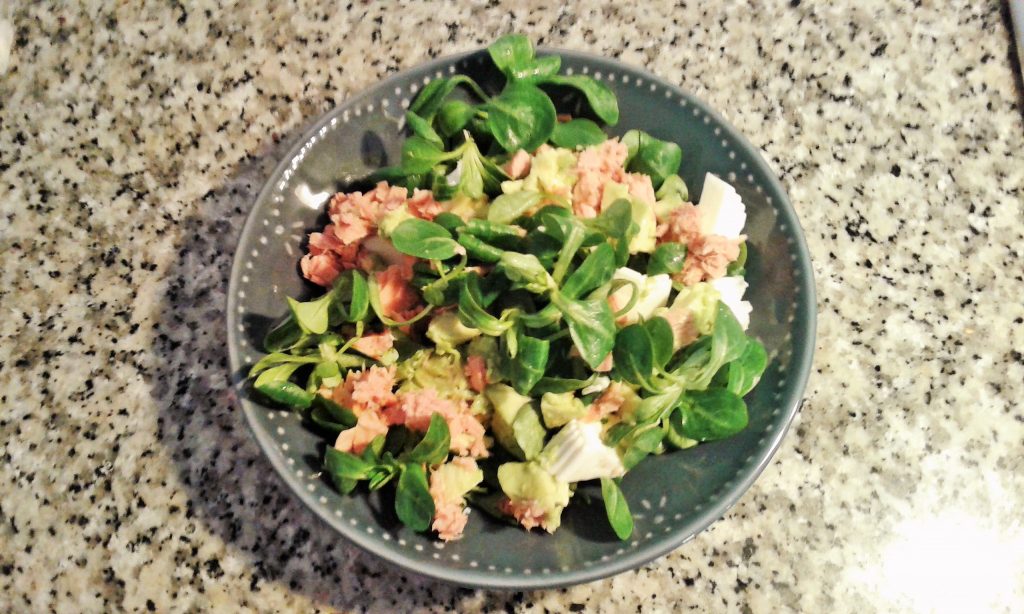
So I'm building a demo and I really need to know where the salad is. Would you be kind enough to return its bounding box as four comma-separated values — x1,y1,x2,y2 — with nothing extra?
248,35,767,542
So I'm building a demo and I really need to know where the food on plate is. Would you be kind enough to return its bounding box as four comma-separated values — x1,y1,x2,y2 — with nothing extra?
249,35,767,541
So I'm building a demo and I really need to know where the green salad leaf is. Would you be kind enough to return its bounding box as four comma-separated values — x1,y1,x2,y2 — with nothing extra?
262,315,304,352
499,252,554,294
409,75,486,119
560,243,615,299
395,463,435,531
409,77,461,119
249,352,320,377
453,134,508,199
310,396,357,433
726,338,768,397
402,413,451,465
458,274,514,335
461,219,525,250
618,423,666,471
488,34,561,81
550,118,607,149
540,75,619,125
656,174,689,201
487,191,542,225
401,135,458,174
647,242,688,276
436,100,476,137
513,55,561,81
676,388,748,441
613,323,656,389
552,294,616,370
456,232,505,263
324,447,373,495
328,270,369,324
484,82,557,153
488,34,536,79
508,331,550,394
623,130,682,189
253,362,304,389
406,110,444,148
255,379,315,409
390,218,460,260
288,294,332,335
664,407,698,450
727,242,748,277
644,316,675,371
601,477,634,540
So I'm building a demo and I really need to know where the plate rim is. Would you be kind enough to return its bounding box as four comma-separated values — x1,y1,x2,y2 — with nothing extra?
226,45,817,590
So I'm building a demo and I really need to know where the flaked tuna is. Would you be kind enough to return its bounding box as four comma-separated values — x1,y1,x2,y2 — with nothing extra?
464,355,489,393
388,389,489,458
504,149,532,179
300,182,433,287
572,139,655,218
375,264,422,323
679,234,743,286
334,410,388,455
351,331,395,361
331,365,397,416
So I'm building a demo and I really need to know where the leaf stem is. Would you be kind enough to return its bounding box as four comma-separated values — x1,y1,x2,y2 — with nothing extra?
610,279,640,318
337,321,365,355
453,75,491,102
552,224,584,285
542,328,571,343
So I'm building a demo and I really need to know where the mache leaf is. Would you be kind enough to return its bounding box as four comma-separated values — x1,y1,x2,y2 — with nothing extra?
622,130,682,189
540,74,619,125
554,294,616,370
324,447,373,495
601,477,634,540
402,413,451,465
488,34,535,78
677,388,748,441
484,82,556,153
255,379,315,409
395,463,435,531
550,118,607,149
647,242,688,276
390,218,460,260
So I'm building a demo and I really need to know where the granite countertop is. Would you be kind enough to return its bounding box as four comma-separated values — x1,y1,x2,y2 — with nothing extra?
1,2,1022,612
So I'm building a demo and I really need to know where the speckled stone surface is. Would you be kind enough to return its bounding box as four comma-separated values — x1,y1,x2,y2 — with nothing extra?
1,2,1022,612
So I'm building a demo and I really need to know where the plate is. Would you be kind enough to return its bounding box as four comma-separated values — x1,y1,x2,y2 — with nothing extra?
226,47,816,589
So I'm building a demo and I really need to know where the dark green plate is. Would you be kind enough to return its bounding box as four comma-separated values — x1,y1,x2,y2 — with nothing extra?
227,47,816,589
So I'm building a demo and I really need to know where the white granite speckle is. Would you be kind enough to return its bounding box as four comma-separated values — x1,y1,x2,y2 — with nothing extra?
0,18,12,76
1,1,1023,612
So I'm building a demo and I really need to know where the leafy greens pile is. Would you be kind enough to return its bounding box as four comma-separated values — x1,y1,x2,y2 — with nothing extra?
248,35,767,542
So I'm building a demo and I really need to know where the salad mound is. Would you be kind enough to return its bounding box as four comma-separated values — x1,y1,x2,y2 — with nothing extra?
249,35,768,542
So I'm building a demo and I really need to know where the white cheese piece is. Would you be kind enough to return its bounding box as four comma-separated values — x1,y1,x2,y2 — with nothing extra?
541,420,625,483
709,276,752,330
607,268,672,325
581,376,611,396
698,173,746,239
446,160,463,186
